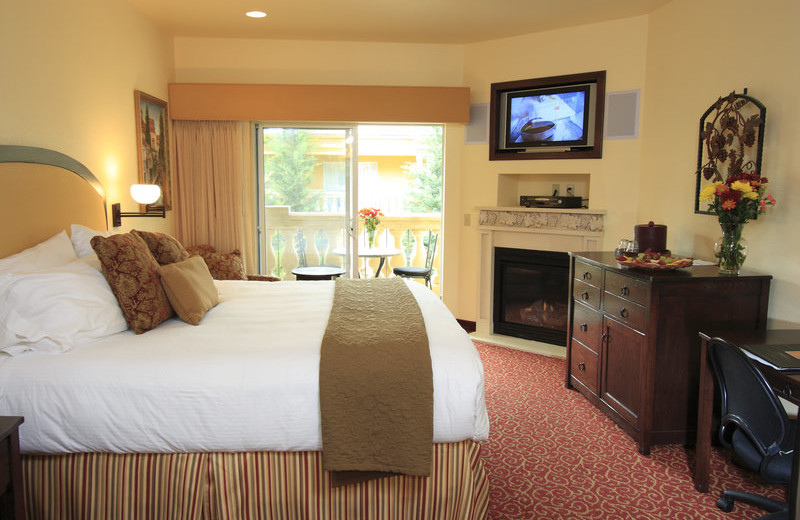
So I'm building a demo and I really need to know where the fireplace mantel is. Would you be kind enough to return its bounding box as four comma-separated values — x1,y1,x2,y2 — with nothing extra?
472,206,606,358
477,206,605,233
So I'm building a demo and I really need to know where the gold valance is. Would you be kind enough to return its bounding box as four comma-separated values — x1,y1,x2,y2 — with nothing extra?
168,83,470,123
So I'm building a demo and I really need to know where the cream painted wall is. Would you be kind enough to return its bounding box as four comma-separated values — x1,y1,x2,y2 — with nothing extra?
456,16,650,320
640,0,800,327
173,37,465,87
0,0,174,233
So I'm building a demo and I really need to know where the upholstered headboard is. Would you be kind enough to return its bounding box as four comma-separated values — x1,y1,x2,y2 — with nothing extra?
0,145,107,258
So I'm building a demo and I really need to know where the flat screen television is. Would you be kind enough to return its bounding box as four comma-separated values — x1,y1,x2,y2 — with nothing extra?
489,71,606,160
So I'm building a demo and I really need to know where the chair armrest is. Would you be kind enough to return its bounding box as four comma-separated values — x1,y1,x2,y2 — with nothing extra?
246,274,281,282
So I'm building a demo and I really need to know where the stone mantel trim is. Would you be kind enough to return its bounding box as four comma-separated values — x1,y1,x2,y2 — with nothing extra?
477,206,606,233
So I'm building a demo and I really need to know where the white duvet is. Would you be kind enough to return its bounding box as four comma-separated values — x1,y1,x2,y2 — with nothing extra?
0,280,489,455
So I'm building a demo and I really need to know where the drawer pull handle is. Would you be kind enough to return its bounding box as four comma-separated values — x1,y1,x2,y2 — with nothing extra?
580,323,588,332
783,384,793,399
581,291,590,301
578,362,586,372
620,307,629,318
583,271,592,281
620,286,629,296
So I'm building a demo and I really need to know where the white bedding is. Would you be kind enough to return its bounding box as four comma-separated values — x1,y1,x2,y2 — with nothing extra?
0,279,489,455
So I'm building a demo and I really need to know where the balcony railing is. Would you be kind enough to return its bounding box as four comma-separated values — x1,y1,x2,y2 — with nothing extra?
263,206,441,293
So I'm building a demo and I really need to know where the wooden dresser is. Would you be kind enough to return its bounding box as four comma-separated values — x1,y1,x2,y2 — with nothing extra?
566,251,771,454
0,416,24,519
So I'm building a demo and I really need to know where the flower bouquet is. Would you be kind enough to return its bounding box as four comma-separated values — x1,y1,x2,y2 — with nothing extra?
358,207,384,247
698,172,776,274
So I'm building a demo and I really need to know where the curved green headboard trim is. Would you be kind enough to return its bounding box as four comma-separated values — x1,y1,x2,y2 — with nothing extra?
0,145,106,202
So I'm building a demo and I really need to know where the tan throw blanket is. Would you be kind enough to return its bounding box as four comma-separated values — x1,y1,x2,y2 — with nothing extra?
319,277,433,487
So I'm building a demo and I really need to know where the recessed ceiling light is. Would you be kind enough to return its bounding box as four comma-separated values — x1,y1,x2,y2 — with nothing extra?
246,11,267,18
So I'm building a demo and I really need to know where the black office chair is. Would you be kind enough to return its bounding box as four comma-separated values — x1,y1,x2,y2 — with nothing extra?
707,337,794,519
393,230,438,288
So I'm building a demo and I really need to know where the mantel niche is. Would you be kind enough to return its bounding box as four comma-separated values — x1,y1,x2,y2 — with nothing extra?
472,206,605,358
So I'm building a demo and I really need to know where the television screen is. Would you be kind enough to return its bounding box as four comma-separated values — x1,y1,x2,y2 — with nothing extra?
505,85,590,148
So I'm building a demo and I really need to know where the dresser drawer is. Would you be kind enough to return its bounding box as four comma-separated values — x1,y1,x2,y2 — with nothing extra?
573,280,601,310
574,260,603,288
604,293,647,331
605,271,649,306
572,301,602,353
570,340,599,394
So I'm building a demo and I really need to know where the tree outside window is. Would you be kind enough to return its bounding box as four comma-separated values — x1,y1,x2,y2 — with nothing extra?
402,126,442,213
263,129,320,212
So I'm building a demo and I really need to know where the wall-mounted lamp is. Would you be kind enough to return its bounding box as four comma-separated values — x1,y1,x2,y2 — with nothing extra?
112,184,166,227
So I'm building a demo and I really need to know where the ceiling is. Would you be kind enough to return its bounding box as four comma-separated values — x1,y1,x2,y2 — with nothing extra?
125,0,673,45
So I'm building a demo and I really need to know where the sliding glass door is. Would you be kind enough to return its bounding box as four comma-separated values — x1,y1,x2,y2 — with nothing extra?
256,124,444,292
256,125,356,278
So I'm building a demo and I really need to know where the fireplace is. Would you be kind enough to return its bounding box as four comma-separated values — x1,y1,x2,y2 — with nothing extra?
493,248,569,346
473,206,604,356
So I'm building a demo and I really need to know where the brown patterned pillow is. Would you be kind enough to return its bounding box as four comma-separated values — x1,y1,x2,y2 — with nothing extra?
201,250,247,280
91,233,174,334
131,230,190,266
186,244,216,257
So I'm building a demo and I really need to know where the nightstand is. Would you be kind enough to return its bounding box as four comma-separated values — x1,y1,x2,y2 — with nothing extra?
0,417,24,520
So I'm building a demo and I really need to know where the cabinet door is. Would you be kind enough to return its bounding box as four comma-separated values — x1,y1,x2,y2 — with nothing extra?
601,318,644,427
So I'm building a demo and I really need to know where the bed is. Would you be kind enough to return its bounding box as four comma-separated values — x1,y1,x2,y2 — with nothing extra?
0,145,490,520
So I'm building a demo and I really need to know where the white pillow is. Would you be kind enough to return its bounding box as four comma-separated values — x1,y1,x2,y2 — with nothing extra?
77,254,103,272
70,224,111,258
0,231,77,274
0,261,129,356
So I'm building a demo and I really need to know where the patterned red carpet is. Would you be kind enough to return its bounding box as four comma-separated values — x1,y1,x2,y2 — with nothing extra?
475,341,788,520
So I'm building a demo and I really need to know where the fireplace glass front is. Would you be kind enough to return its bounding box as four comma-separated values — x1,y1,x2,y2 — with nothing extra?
493,247,569,346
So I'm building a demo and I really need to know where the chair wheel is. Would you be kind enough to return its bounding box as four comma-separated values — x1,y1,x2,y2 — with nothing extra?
717,497,734,513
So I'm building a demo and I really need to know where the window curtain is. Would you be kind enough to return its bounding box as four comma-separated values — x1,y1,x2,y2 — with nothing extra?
172,120,257,272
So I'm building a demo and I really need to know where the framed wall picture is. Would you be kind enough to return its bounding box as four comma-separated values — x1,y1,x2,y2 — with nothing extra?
694,91,766,214
134,90,171,209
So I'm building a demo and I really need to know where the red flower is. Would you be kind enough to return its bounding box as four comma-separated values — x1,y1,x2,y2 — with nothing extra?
719,190,741,211
358,207,384,232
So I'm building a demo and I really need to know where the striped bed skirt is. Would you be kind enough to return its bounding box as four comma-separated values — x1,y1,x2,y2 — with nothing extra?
22,440,488,520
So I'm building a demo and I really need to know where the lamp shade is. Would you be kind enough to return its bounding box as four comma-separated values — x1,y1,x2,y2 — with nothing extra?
130,184,161,205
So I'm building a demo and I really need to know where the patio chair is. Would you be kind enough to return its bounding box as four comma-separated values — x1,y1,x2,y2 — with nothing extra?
393,230,438,288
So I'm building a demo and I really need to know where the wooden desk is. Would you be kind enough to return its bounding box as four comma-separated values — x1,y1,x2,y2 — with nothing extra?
695,329,800,519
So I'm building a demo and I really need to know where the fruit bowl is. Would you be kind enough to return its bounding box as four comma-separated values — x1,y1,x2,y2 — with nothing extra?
617,253,693,271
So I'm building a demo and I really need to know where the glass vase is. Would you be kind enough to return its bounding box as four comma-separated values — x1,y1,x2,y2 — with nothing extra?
367,229,376,248
714,222,748,275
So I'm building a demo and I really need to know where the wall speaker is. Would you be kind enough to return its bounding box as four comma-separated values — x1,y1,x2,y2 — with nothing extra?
465,103,490,144
605,90,640,140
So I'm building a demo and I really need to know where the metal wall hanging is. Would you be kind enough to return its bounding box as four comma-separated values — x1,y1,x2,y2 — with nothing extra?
694,90,766,214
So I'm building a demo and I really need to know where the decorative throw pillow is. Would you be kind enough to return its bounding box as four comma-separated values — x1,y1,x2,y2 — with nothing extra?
131,229,190,266
91,233,173,334
158,256,220,326
200,250,247,280
186,244,216,257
